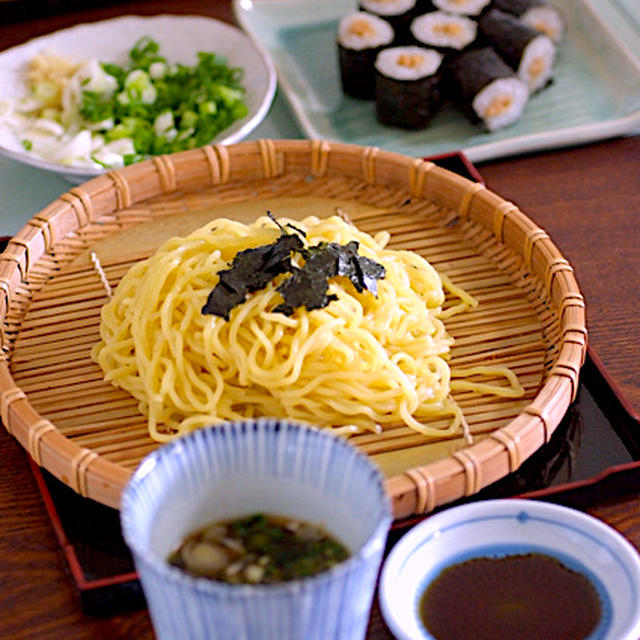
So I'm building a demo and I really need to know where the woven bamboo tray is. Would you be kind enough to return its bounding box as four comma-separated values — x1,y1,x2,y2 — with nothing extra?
0,139,586,519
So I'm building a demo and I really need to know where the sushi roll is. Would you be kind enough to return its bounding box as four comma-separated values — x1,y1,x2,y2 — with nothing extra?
337,12,395,99
491,0,564,42
358,0,423,43
410,11,478,55
431,0,491,16
479,8,556,92
447,46,529,131
374,45,444,129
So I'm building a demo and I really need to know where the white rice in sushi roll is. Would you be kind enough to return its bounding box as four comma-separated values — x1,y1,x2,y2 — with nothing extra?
410,11,478,51
518,33,556,92
338,12,395,51
432,0,491,16
375,45,443,81
360,0,417,17
521,5,565,43
472,77,529,131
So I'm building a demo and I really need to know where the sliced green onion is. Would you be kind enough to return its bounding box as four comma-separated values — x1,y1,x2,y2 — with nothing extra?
77,36,247,165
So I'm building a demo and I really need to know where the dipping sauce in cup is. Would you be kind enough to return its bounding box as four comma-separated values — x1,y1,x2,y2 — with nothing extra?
379,499,640,640
168,512,350,584
418,551,602,639
120,418,391,640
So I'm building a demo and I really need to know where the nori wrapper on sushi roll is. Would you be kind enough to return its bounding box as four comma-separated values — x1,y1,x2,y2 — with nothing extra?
479,8,556,92
447,46,529,131
491,0,565,42
359,0,423,43
337,12,395,99
410,11,479,57
374,46,444,129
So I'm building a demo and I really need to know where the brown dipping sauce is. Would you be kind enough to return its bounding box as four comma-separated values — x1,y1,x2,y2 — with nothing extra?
420,553,602,640
168,513,349,584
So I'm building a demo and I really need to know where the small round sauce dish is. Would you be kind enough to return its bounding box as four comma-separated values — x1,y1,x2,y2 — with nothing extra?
120,418,391,640
379,498,640,640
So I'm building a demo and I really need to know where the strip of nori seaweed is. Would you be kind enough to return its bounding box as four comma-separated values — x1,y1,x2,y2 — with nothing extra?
446,46,517,124
375,70,442,129
201,234,303,320
274,241,385,315
339,43,385,99
478,8,539,70
415,0,437,10
490,0,546,19
490,0,564,43
203,230,386,319
358,1,422,44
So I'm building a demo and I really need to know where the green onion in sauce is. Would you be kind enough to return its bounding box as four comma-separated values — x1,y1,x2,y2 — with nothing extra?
168,513,350,584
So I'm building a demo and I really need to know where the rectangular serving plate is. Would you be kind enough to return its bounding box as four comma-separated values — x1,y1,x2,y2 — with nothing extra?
233,0,640,161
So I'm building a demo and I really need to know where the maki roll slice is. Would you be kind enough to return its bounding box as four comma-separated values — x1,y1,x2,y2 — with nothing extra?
374,46,444,129
337,12,395,99
410,11,478,56
491,0,564,42
479,8,556,92
359,0,423,43
447,46,529,131
431,0,491,16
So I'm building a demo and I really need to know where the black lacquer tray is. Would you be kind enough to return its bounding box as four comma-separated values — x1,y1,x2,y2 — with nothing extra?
21,153,640,615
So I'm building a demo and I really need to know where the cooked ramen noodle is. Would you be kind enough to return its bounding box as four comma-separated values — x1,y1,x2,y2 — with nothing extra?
92,214,523,442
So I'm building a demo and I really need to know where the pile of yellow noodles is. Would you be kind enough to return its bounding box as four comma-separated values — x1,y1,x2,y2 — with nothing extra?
92,214,521,442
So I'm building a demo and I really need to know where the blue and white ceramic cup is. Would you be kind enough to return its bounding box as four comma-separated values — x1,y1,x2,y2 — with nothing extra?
120,418,392,640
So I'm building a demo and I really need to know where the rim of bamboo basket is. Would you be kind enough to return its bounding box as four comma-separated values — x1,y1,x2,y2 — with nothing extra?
0,139,587,518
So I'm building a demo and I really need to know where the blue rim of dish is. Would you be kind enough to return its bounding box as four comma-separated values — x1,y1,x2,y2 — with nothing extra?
413,543,613,640
397,510,639,597
380,499,640,640
121,418,392,598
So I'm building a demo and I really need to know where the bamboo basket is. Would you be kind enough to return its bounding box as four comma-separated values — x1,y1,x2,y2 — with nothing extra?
0,139,586,519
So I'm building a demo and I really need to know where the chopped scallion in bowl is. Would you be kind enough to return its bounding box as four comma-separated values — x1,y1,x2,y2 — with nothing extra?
0,15,277,183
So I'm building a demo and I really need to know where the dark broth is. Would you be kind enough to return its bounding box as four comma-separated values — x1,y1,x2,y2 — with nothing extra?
168,513,349,584
420,553,602,640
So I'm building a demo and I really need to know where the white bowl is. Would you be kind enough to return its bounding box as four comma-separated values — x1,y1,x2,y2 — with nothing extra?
0,15,276,184
379,498,640,640
120,418,392,640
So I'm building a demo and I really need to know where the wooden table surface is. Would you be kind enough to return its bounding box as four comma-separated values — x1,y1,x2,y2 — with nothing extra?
1,2,639,639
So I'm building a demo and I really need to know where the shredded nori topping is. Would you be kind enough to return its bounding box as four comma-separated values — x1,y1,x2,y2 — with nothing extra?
201,233,303,320
201,220,386,319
